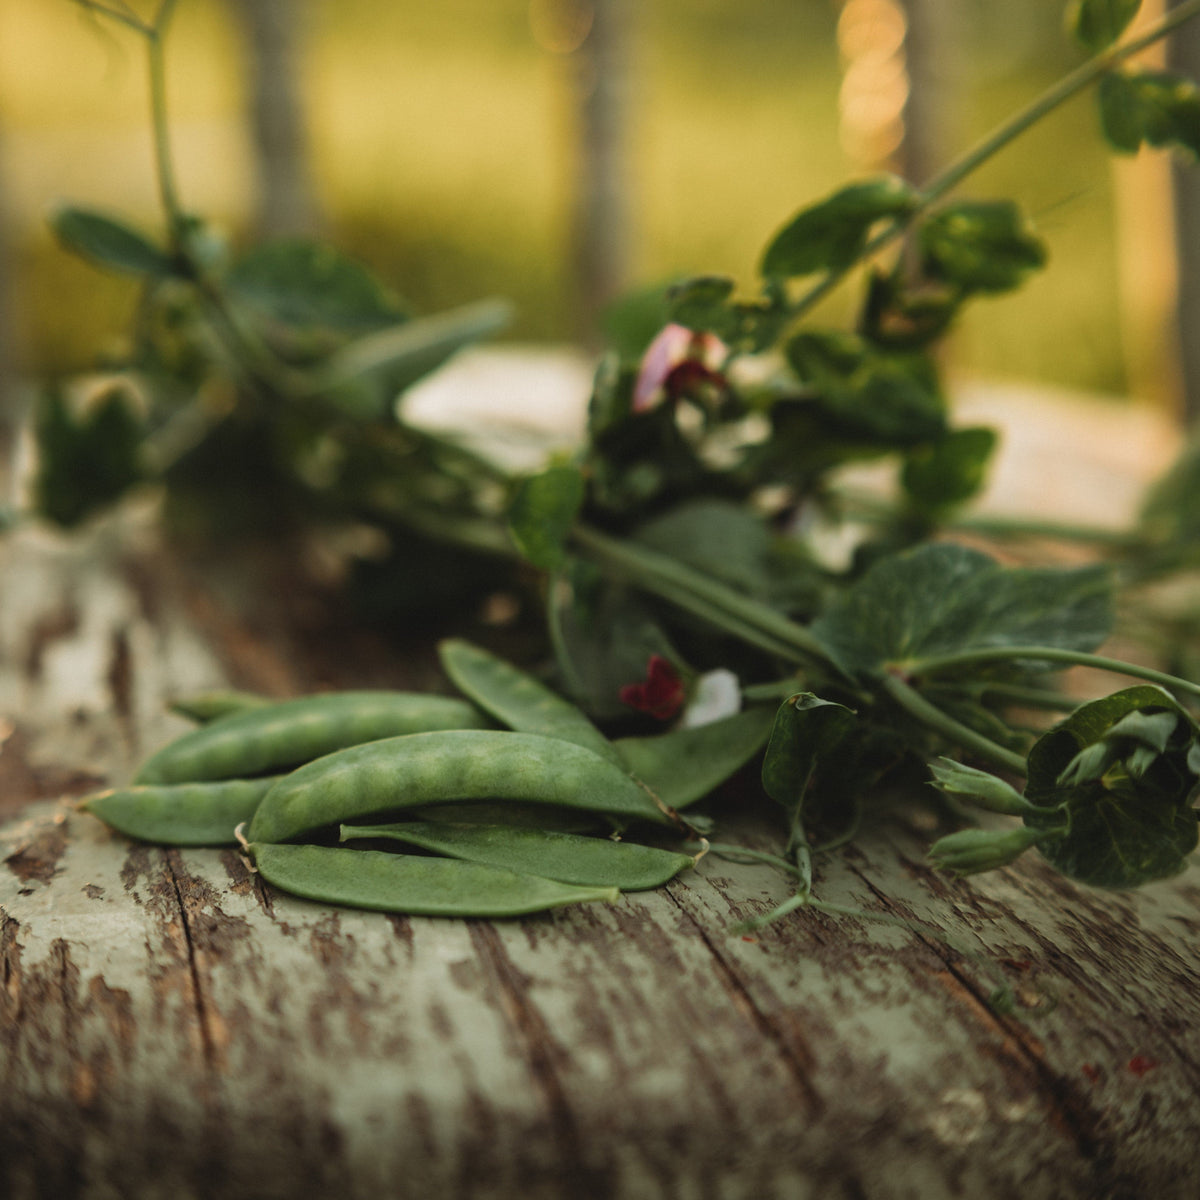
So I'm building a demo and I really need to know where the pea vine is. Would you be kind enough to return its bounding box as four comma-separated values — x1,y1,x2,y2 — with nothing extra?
32,1,1200,945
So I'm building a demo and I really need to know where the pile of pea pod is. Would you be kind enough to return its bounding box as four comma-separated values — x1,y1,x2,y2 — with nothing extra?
80,641,774,917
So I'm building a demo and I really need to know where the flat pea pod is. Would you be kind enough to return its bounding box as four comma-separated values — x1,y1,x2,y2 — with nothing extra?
135,691,491,785
169,689,270,724
340,820,696,891
614,706,775,809
246,842,619,916
248,729,674,844
438,638,624,765
81,776,280,846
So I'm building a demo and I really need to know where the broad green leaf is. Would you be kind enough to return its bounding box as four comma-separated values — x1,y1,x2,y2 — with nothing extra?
508,464,585,571
226,238,406,337
810,543,1113,680
1098,70,1200,158
859,269,963,351
786,332,947,447
615,706,775,809
901,426,997,512
919,201,1047,294
666,275,736,335
50,206,173,277
33,385,145,527
761,177,919,280
1024,686,1200,888
761,693,857,835
1139,435,1200,552
634,500,775,596
1068,0,1141,53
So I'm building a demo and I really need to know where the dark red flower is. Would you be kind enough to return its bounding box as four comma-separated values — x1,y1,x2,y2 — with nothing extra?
632,323,729,412
619,655,686,720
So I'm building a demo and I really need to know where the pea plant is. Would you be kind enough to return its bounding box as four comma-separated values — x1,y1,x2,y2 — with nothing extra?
44,0,1200,952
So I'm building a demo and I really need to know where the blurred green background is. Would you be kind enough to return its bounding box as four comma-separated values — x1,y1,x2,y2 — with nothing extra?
0,0,1147,396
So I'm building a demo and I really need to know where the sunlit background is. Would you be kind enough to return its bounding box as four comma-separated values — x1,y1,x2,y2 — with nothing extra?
0,0,1190,409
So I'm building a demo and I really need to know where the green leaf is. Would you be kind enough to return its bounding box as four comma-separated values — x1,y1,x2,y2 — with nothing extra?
761,177,919,280
50,206,173,277
919,201,1047,294
1098,70,1200,157
786,332,947,447
761,693,858,835
901,426,997,513
226,238,406,337
1068,0,1141,53
508,464,585,571
666,275,736,334
32,384,145,527
615,706,775,810
810,543,1113,680
1024,686,1200,888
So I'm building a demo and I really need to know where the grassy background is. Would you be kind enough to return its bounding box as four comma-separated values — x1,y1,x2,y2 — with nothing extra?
0,0,1138,397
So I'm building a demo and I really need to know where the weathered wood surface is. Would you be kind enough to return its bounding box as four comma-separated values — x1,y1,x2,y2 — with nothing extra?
2,417,1200,1199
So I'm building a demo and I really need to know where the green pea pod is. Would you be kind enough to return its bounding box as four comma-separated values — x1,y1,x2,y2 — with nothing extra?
136,691,492,785
438,638,624,765
339,820,696,891
81,776,280,846
168,689,271,724
613,707,775,809
246,842,619,916
248,730,675,844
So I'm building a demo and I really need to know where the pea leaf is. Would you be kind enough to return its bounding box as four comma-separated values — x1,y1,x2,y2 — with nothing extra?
918,201,1047,294
1098,69,1200,157
33,385,145,527
1068,0,1142,53
50,206,173,277
786,332,947,447
901,426,998,513
508,464,585,571
761,177,919,280
810,543,1113,680
226,238,407,337
762,693,858,837
1024,686,1200,888
666,275,736,335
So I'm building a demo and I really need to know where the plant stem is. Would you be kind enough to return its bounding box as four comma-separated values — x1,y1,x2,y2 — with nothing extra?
146,0,183,239
572,524,846,676
880,672,1028,775
789,0,1200,321
941,680,1082,712
907,646,1200,699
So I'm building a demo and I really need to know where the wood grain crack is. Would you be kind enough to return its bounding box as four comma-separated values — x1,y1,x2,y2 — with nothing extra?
164,851,219,1075
665,889,825,1117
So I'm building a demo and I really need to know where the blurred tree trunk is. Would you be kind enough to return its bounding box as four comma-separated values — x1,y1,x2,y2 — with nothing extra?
230,0,320,237
571,0,632,345
0,132,20,464
1170,0,1200,422
898,0,960,186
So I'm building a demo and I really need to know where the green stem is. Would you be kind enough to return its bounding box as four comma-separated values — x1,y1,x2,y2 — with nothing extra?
146,0,183,237
789,0,1200,321
880,673,1028,775
572,525,845,676
907,646,1200,700
935,680,1083,712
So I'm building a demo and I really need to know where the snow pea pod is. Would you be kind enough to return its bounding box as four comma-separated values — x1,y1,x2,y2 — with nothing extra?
339,819,696,891
169,689,270,724
135,691,491,785
82,776,280,846
614,706,775,809
245,842,619,916
248,729,674,844
438,638,623,765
